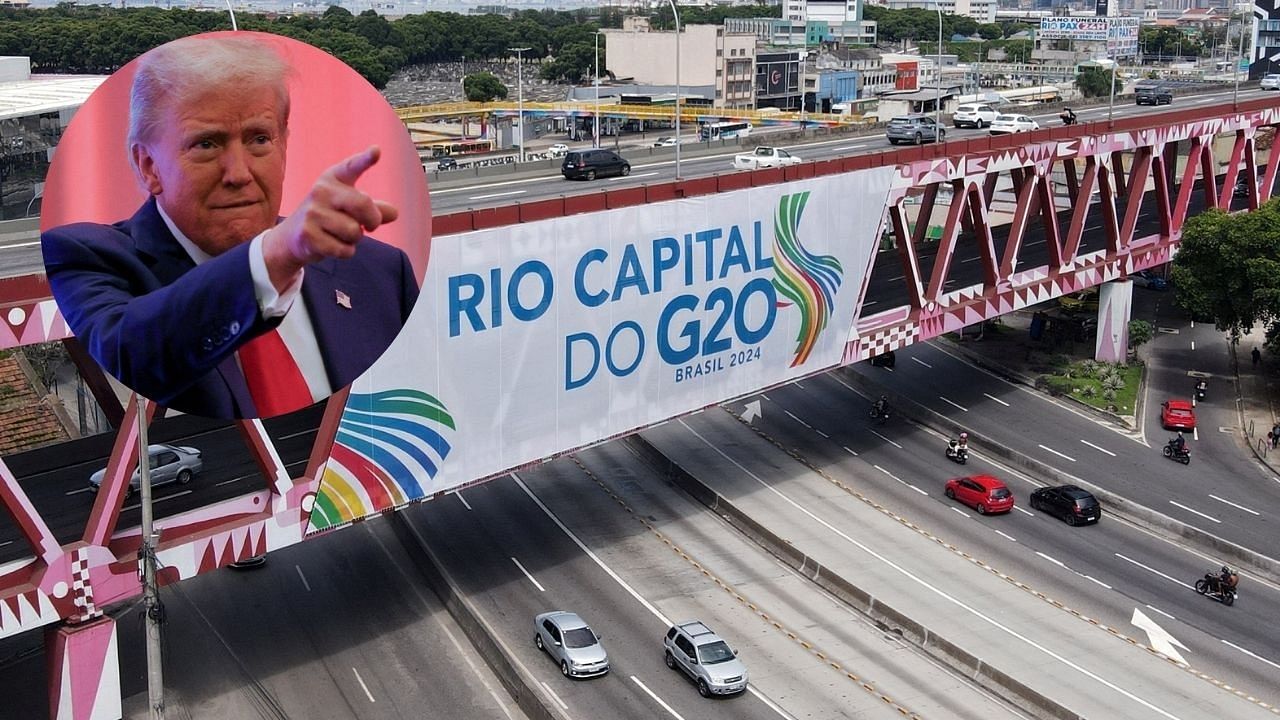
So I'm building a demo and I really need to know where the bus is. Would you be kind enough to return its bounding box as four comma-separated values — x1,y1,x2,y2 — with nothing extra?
427,139,496,158
698,120,753,141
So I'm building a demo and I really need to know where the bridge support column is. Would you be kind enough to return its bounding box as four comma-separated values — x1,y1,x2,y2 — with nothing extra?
46,616,121,720
1094,280,1134,364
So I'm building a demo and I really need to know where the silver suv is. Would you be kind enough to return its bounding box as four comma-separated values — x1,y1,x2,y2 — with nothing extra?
663,621,748,697
886,115,945,145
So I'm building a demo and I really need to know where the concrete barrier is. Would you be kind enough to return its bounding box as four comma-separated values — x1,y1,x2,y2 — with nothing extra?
622,433,1083,720
837,366,1280,585
390,512,566,720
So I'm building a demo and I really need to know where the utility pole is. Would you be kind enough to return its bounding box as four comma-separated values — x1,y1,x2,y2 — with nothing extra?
137,394,164,719
509,47,531,162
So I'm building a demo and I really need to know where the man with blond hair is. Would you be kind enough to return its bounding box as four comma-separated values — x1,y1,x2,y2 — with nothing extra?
43,33,418,419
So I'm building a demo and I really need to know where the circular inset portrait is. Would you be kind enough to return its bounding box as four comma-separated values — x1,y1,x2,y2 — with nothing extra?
40,31,430,420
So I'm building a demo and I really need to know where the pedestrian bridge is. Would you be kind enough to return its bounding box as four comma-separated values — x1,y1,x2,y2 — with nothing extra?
2,95,1278,719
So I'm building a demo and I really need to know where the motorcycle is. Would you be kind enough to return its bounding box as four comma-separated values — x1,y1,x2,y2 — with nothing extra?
868,404,890,424
1195,380,1207,401
1194,572,1237,606
1162,440,1191,465
1059,110,1078,126
945,440,968,464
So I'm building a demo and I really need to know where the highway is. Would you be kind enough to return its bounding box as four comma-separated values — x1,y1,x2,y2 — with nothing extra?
728,360,1280,696
0,516,527,720
408,448,1029,719
426,86,1278,215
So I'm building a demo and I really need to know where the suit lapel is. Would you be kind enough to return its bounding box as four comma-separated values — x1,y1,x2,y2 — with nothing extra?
127,198,257,416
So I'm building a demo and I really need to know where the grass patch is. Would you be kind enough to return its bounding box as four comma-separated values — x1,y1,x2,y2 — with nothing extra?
1036,360,1142,414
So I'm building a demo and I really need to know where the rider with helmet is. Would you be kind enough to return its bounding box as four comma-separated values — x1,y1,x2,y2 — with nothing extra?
1059,107,1078,125
872,395,888,417
1218,566,1239,595
1171,431,1187,455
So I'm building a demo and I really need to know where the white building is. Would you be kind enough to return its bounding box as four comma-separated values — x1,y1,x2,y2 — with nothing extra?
603,24,758,109
872,0,997,24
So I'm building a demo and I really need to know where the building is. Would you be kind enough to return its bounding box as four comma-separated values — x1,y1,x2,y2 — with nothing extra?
756,49,807,110
874,0,998,23
724,16,878,46
0,57,106,220
603,24,759,108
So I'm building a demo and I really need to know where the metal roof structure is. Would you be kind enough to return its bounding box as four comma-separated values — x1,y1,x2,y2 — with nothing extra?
0,74,107,122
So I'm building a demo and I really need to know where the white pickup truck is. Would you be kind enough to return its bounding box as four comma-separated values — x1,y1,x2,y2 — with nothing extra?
732,146,801,170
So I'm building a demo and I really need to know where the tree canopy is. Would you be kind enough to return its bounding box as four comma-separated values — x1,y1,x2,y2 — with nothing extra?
1171,202,1280,344
463,72,508,102
1075,66,1113,98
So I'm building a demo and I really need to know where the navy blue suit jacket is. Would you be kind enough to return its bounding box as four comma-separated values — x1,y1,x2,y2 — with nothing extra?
42,198,419,419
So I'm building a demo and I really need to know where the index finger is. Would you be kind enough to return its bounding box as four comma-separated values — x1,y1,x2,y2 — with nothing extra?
329,145,382,186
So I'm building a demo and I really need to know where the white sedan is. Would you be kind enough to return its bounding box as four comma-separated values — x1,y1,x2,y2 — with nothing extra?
989,114,1040,135
547,143,570,157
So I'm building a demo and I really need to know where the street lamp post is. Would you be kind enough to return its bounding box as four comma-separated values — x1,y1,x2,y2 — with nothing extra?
935,8,943,132
509,46,530,162
668,0,683,180
1234,13,1248,108
594,31,602,149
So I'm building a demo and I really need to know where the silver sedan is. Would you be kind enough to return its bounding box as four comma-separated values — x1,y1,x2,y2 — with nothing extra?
534,611,609,678
88,443,202,498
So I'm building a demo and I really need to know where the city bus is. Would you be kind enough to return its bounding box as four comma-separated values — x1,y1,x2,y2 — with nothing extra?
698,120,753,141
427,139,496,157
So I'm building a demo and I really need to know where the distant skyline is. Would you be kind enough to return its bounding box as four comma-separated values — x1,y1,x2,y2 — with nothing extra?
26,0,607,10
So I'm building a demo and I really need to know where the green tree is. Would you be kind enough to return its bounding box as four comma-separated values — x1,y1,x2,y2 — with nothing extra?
1076,66,1113,98
976,23,1003,40
1128,319,1155,350
464,72,507,102
1171,203,1280,339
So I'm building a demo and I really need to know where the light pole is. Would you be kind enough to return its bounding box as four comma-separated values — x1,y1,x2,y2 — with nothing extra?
594,31,603,148
509,46,530,162
136,395,164,719
667,0,683,180
935,7,943,132
1234,13,1248,108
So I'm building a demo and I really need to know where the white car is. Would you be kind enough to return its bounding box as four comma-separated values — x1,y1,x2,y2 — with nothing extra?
1261,74,1280,90
652,136,679,147
547,143,570,157
989,114,1039,135
952,103,999,129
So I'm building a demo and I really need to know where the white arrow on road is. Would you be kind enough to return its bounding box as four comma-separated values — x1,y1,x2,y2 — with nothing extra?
1131,608,1190,666
742,400,762,423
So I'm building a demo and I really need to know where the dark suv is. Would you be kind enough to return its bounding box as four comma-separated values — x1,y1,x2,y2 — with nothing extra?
1135,85,1172,106
1030,484,1101,525
562,149,631,180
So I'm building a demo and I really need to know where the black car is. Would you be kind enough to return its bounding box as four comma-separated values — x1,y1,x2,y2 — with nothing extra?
1135,86,1172,106
436,156,458,171
1030,485,1101,525
562,149,631,180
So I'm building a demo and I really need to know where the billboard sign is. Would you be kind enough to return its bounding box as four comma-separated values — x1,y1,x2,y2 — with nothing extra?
1038,16,1138,57
307,167,898,533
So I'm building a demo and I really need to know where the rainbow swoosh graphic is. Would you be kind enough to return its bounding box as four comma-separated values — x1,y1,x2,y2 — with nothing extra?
308,389,455,533
772,191,842,367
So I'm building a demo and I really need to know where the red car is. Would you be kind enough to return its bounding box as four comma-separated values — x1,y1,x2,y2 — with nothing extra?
945,474,1015,514
1161,400,1197,430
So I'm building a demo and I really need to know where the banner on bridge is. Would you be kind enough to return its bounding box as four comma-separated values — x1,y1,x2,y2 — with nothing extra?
307,166,897,532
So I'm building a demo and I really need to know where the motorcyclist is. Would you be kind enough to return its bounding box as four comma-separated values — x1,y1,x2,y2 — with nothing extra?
1195,379,1207,398
1170,431,1187,455
1059,107,1077,125
948,431,970,458
872,395,888,417
1218,566,1239,595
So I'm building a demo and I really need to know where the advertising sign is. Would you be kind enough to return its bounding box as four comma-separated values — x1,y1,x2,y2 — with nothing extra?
1038,16,1138,57
1039,17,1111,41
307,168,897,532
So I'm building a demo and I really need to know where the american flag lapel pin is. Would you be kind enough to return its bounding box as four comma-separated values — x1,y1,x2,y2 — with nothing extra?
335,289,352,309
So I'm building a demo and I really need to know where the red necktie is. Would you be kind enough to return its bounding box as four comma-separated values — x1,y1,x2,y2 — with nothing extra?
238,329,313,417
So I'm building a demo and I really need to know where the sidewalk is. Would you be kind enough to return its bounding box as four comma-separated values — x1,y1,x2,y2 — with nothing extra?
1233,327,1280,476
